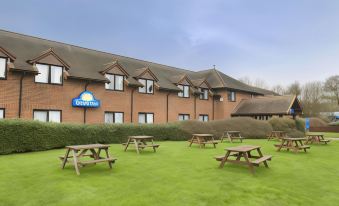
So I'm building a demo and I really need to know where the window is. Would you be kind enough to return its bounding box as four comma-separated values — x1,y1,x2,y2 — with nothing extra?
199,88,209,100
0,108,4,119
178,85,190,98
228,91,236,102
138,79,154,94
33,110,61,123
178,114,190,121
35,64,63,84
0,57,7,79
105,74,124,91
199,114,209,122
138,113,154,124
105,112,124,123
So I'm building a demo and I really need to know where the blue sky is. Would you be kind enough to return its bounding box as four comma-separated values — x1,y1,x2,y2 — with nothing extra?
1,0,338,87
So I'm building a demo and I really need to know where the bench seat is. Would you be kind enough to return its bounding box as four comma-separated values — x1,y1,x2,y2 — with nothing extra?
59,154,93,160
251,155,272,165
79,157,117,165
138,144,160,148
214,155,225,161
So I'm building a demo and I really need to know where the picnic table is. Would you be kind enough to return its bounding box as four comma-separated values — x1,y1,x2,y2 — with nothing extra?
123,136,160,154
305,134,330,144
274,137,310,153
220,131,244,143
215,145,272,174
267,131,287,141
188,134,218,148
59,144,116,175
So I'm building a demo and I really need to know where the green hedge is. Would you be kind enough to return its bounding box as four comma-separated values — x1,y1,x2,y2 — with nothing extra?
0,119,190,154
268,117,305,138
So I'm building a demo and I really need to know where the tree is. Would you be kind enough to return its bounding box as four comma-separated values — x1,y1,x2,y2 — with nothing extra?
271,85,285,95
324,75,339,105
238,76,252,85
253,78,269,89
286,81,301,97
301,81,324,116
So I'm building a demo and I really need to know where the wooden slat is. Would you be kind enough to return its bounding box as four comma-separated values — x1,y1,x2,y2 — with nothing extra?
251,155,272,165
79,158,117,165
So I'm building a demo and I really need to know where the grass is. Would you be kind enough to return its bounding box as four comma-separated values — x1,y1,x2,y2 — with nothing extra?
308,132,339,138
1,140,339,206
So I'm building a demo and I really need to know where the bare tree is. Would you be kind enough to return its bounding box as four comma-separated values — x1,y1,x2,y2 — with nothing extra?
286,81,301,97
301,81,324,116
324,75,339,105
238,76,252,85
253,78,269,89
271,85,285,95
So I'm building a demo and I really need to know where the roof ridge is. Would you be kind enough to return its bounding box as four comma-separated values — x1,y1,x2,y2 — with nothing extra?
213,69,226,87
0,29,197,74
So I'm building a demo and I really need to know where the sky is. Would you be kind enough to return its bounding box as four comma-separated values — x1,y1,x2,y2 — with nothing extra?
0,0,338,88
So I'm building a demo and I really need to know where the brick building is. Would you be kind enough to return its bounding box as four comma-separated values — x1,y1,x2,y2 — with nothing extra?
0,29,278,124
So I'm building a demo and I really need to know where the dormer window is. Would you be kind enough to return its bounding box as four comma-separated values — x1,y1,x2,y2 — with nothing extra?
0,57,7,79
105,74,124,91
199,88,209,100
35,63,63,85
138,79,154,94
178,85,190,98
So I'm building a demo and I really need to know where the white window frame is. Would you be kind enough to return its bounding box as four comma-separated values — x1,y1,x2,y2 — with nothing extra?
35,63,63,85
0,108,4,119
105,74,124,91
33,110,61,123
178,114,190,121
199,114,209,122
199,88,209,100
178,85,190,98
104,112,124,124
138,79,154,94
0,57,7,79
138,112,154,124
228,91,236,102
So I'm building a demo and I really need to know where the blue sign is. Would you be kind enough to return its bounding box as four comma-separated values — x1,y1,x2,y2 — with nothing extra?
305,118,310,129
290,108,295,114
72,91,100,108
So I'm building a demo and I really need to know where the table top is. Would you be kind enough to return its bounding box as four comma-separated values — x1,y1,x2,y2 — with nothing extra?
66,144,110,150
225,145,260,152
192,134,214,137
225,131,241,133
128,136,154,139
282,137,306,141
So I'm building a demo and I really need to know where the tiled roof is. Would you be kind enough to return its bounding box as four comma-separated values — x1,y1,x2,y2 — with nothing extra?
0,29,269,94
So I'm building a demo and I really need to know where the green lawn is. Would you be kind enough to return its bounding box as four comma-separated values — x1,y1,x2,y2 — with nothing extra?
1,140,339,206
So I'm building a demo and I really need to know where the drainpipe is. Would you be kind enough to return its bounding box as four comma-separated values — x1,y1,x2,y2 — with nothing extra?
83,81,90,124
130,88,135,123
18,72,26,118
166,92,170,122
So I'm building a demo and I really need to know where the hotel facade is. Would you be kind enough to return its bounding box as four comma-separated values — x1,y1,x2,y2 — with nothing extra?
0,30,290,124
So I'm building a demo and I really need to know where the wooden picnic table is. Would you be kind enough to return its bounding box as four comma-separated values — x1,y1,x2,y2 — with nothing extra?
220,131,244,143
305,134,330,144
215,145,272,174
267,131,287,141
188,134,218,148
123,136,160,154
274,137,310,153
59,144,117,175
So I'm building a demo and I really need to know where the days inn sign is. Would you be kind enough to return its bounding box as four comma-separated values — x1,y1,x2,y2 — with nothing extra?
72,91,100,108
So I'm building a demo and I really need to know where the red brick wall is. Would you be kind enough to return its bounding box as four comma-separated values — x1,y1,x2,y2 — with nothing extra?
0,71,254,124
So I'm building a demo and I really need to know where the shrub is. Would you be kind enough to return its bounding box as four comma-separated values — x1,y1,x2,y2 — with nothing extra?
309,118,328,127
179,117,272,139
268,117,305,138
0,119,191,154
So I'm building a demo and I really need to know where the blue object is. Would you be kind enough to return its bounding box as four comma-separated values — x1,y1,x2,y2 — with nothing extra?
72,91,100,108
305,118,310,129
290,108,295,114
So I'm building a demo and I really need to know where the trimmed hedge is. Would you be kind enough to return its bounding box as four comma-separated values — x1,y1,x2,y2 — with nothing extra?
268,117,305,138
0,119,190,154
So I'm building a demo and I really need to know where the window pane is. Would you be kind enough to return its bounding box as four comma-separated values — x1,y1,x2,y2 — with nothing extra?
105,74,114,90
178,85,183,97
0,58,6,78
34,111,48,122
147,80,154,93
199,115,204,121
138,113,145,123
105,113,114,124
184,115,189,120
49,111,61,123
0,109,4,119
204,90,208,99
146,113,154,124
204,115,209,122
178,115,183,121
50,66,63,84
184,86,190,97
232,92,236,101
35,64,49,83
138,79,146,93
114,112,123,123
115,75,124,91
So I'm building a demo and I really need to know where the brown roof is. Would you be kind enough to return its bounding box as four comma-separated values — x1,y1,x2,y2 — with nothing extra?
232,95,301,115
0,29,271,94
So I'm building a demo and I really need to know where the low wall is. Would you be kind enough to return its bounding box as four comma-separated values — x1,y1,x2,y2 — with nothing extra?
309,126,339,133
